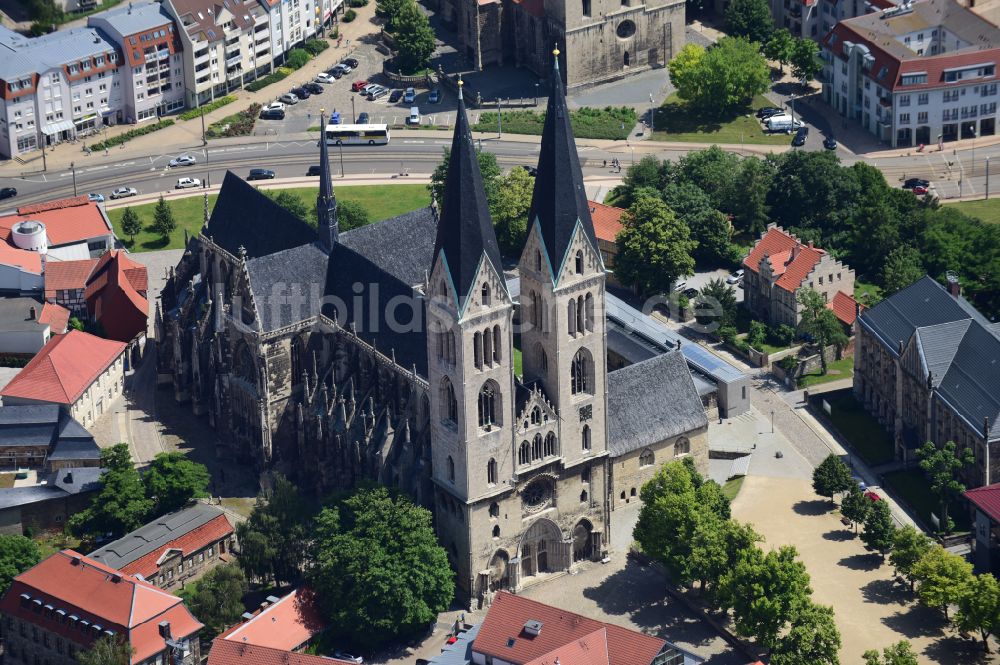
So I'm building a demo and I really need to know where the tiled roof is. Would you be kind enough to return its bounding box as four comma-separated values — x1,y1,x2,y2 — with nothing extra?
474,592,667,665
0,198,112,248
0,330,125,405
743,226,826,292
45,259,98,297
0,240,42,274
84,250,148,343
588,200,624,243
39,302,71,334
166,0,258,42
218,588,325,650
828,290,862,326
207,638,355,665
965,483,1000,523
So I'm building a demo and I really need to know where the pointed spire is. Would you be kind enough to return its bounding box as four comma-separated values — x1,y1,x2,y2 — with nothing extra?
316,109,339,253
431,76,505,310
527,44,599,281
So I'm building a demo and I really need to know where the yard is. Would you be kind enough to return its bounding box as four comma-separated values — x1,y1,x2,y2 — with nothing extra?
809,390,895,466
108,184,430,252
648,95,793,145
945,198,1000,222
797,357,854,388
721,475,745,501
882,468,971,534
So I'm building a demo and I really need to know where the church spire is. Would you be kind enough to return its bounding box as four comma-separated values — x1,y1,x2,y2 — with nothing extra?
526,45,599,281
431,78,504,310
316,109,338,253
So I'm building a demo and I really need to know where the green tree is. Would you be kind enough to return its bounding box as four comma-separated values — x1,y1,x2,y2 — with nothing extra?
620,155,670,201
307,487,453,648
771,601,841,665
0,535,40,595
286,48,310,69
912,546,973,619
764,28,795,72
797,289,849,373
860,499,896,561
375,0,407,29
615,195,696,297
881,245,925,294
748,320,768,349
265,189,312,222
695,277,737,331
662,183,734,267
955,572,1000,652
689,518,761,605
811,454,854,503
151,196,177,240
687,38,771,113
727,155,774,235
120,207,143,244
725,0,774,44
68,316,85,332
668,44,707,108
492,165,534,255
917,440,974,534
69,444,153,540
789,38,823,82
76,635,133,665
678,146,741,211
633,461,702,583
840,485,871,533
337,200,370,232
889,525,934,592
143,452,210,515
187,563,249,637
394,0,436,74
235,475,311,585
765,151,861,243
863,641,919,665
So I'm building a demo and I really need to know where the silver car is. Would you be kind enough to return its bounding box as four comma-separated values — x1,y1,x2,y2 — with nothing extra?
110,186,138,199
168,153,196,167
279,93,299,105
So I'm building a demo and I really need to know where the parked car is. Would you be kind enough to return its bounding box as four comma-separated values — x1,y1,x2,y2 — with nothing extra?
520,165,538,177
263,101,285,112
765,114,803,133
110,186,138,199
0,187,17,201
357,112,370,124
343,57,360,68
333,653,362,665
314,72,336,84
823,135,838,150
359,83,378,97
175,177,201,189
683,287,699,298
327,66,344,79
673,281,687,292
168,153,196,167
278,93,299,104
388,88,403,103
291,86,311,99
304,82,324,95
912,185,930,195
903,178,930,189
307,165,322,176
338,61,354,73
403,87,416,104
259,108,285,120
428,89,441,104
87,192,104,202
247,168,275,181
367,86,389,101
726,268,744,284
791,126,809,147
407,106,420,125
756,106,783,118
351,79,368,92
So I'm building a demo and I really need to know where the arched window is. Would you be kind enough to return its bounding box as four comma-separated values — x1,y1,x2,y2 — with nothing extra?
580,489,588,503
489,501,500,517
674,437,691,457
439,280,448,298
234,343,256,383
582,0,591,15
575,249,584,274
482,283,491,306
532,433,543,460
290,337,304,382
535,250,542,271
620,490,626,500
474,332,483,370
568,299,577,336
582,424,592,451
630,487,637,497
440,377,457,424
577,295,585,334
487,458,497,485
639,448,654,467
493,325,502,363
530,407,541,425
436,331,445,360
571,348,592,395
519,441,530,465
482,327,493,367
447,456,455,482
478,381,500,428
447,329,456,364
492,525,501,539
541,348,548,372
544,432,556,457
585,292,594,332
531,291,542,330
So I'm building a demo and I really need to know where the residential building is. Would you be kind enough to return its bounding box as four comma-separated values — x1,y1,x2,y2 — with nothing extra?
822,0,1000,147
0,329,126,428
88,1,187,123
0,297,69,355
89,504,235,590
259,0,335,66
83,249,149,343
208,640,354,665
0,196,116,263
216,588,323,651
45,250,147,319
854,274,1000,485
587,200,624,271
0,24,124,160
0,468,103,535
0,550,202,665
964,482,1000,573
742,224,856,328
0,404,99,471
772,0,894,43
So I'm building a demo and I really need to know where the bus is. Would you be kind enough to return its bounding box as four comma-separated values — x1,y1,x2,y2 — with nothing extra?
324,124,390,146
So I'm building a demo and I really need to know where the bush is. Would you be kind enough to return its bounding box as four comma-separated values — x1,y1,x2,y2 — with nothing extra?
718,325,738,345
206,104,261,139
343,8,357,21
304,38,329,55
350,0,368,6
473,106,637,140
179,96,235,120
286,48,311,70
777,355,798,372
747,320,767,349
330,26,340,39
90,119,174,151
771,323,797,346
246,67,292,92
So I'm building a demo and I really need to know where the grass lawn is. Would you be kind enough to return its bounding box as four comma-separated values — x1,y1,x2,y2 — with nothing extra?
722,475,745,501
797,357,854,388
472,107,637,140
945,198,1000,223
648,94,793,145
760,341,792,355
108,184,430,252
883,468,970,533
35,532,81,559
811,391,895,466
513,347,523,377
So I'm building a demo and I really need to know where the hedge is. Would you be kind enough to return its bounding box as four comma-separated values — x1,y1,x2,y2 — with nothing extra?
89,119,174,151
473,106,637,140
304,38,329,55
246,67,292,92
179,95,235,120
344,8,357,21
206,104,262,139
286,48,310,70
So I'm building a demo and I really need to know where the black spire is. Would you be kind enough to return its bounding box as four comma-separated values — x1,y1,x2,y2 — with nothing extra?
527,45,598,281
432,79,504,310
317,110,338,253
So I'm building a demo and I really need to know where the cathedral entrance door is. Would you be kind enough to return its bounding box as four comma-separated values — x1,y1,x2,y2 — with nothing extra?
573,520,593,561
521,544,535,578
537,540,548,572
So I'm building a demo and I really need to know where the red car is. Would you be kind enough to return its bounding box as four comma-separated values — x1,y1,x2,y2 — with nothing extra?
351,79,368,92
912,185,929,195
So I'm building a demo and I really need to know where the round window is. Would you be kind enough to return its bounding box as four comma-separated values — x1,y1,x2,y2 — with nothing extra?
522,479,552,512
616,20,636,39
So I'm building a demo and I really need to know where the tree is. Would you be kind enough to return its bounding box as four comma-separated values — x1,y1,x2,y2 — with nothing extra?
68,316,85,332
337,200,370,232
235,475,311,585
662,183,734,267
727,155,774,236
840,486,871,533
911,546,973,619
671,38,770,113
492,166,534,255
771,601,841,665
143,452,210,515
0,535,40,595
695,277,737,331
797,289,849,373
120,207,143,244
151,196,177,240
863,641,919,665
265,189,311,222
69,444,153,540
764,28,794,73
811,454,853,503
187,563,249,637
889,525,934,592
955,572,1000,652
375,0,407,29
881,245,924,294
394,0,436,75
307,487,453,648
725,0,774,45
668,44,707,107
860,499,896,561
688,518,761,605
615,195,696,297
633,460,702,583
789,38,823,82
76,634,133,665
917,440,974,534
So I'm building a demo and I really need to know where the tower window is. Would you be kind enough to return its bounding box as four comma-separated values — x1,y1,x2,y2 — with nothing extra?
519,441,530,465
447,456,455,482
544,432,557,457
487,458,497,485
536,250,542,271
568,298,577,336
441,377,457,424
493,325,502,364
530,407,541,425
585,292,594,332
490,501,500,517
541,348,548,372
478,380,500,428
580,489,588,503
675,437,691,457
493,525,501,539
582,0,591,15
575,250,584,274
482,283,491,306
474,332,483,370
571,348,593,395
640,448,654,467
582,424,592,451
532,433,543,460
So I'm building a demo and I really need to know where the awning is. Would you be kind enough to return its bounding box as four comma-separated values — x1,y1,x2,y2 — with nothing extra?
41,119,75,135
100,106,113,116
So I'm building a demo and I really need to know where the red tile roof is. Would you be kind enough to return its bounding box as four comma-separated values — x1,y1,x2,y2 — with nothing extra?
588,201,625,243
828,291,863,326
208,638,355,665
0,240,42,274
45,259,99,298
474,592,666,665
0,329,125,405
744,226,827,292
85,250,148,343
218,588,326,651
0,197,112,248
120,514,234,580
0,550,202,665
39,302,70,335
965,483,1000,523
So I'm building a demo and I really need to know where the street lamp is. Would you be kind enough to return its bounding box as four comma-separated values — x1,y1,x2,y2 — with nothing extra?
70,162,77,196
534,82,539,106
987,156,991,199
771,410,775,434
971,126,978,177
497,97,502,138
789,94,797,126
351,95,356,124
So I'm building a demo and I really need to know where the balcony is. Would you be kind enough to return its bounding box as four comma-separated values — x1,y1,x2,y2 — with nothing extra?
226,54,243,68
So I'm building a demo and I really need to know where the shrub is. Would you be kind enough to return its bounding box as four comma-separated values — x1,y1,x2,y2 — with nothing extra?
330,26,339,39
304,38,329,55
748,320,767,349
777,355,798,372
90,119,174,151
206,104,261,138
179,96,235,120
285,48,311,70
718,325,738,345
473,106,637,140
343,8,357,21
246,67,292,92
350,0,368,6
771,323,797,347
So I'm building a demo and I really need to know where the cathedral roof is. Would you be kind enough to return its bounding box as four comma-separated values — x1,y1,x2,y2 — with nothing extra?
246,243,328,332
432,86,504,309
527,52,598,281
340,207,437,287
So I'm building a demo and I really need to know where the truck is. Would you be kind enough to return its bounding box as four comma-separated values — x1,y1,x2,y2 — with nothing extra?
765,114,803,133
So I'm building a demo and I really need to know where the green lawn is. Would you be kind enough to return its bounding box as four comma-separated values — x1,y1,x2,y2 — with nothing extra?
472,107,637,140
883,468,970,534
945,198,1000,223
722,475,745,501
797,357,854,388
811,391,894,466
513,347,523,377
648,95,793,145
855,280,884,306
108,184,430,252
35,532,81,559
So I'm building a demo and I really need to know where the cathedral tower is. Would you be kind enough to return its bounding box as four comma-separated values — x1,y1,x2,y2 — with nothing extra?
316,110,338,253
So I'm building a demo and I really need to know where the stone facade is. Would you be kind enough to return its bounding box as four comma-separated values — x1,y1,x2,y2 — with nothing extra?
151,534,236,590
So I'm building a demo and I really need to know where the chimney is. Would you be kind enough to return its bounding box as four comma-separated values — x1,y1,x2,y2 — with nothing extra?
808,240,814,249
110,573,122,584
28,306,36,320
70,555,81,566
63,471,73,485
158,621,171,639
946,270,961,297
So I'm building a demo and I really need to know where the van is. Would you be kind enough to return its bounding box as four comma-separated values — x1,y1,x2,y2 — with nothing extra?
765,114,801,133
407,107,420,125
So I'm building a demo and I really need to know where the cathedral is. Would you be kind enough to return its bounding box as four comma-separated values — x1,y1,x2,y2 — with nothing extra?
157,51,708,604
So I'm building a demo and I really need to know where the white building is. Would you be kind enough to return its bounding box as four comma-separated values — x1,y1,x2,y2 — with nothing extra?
772,0,895,42
823,0,1000,147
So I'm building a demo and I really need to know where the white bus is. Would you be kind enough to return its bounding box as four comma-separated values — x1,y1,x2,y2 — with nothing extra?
324,123,390,145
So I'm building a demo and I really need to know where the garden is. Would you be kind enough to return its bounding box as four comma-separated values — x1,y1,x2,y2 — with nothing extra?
473,107,638,140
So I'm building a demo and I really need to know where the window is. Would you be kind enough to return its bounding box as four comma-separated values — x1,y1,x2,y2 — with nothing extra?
532,433,543,460
481,283,491,307
570,348,592,395
575,249,584,274
519,441,530,465
899,94,910,106
447,456,455,482
492,525,501,538
899,113,910,124
918,111,928,124
544,432,556,457
478,381,500,428
492,325,501,364
441,377,457,424
674,437,690,457
487,458,497,485
568,298,577,335
535,250,542,271
584,293,594,332
639,448,654,467
580,489,588,502
489,501,500,517
530,407,541,425
901,73,927,85
582,0,591,16
582,425,591,451
918,92,929,104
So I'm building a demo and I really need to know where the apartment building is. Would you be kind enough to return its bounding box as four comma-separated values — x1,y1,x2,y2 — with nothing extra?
88,2,186,123
772,0,894,42
822,0,1000,147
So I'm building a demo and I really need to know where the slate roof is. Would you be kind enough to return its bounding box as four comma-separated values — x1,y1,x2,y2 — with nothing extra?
205,172,317,259
246,243,328,332
0,26,118,81
432,90,504,309
0,296,55,333
527,57,599,281
51,467,104,494
926,319,1000,440
0,486,67,510
0,404,96,456
340,207,437,287
607,350,708,455
48,438,101,461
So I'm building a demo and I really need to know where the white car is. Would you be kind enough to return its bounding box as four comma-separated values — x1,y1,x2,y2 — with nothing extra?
262,101,285,113
109,186,138,200
726,269,744,284
168,154,196,167
278,93,299,105
314,72,336,84
175,177,201,189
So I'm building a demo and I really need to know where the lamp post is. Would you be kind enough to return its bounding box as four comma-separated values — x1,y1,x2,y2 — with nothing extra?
971,126,978,177
497,97,502,138
534,82,539,106
351,95,356,124
771,410,775,434
339,140,345,178
200,105,207,146
70,161,77,196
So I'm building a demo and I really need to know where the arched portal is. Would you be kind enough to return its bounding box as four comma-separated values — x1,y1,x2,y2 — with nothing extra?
518,517,565,579
488,549,510,592
573,519,594,562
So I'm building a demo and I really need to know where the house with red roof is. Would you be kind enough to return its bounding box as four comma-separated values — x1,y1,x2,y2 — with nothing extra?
0,329,126,429
0,550,203,665
743,224,856,328
964,482,1000,572
207,639,356,665
0,296,70,355
44,250,148,322
83,250,149,343
0,197,115,263
587,200,625,271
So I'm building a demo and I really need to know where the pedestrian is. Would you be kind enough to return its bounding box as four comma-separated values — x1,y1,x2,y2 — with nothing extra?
603,159,607,168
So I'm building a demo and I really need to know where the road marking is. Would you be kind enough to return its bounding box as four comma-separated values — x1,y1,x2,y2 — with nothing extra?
85,166,109,172
403,140,426,144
